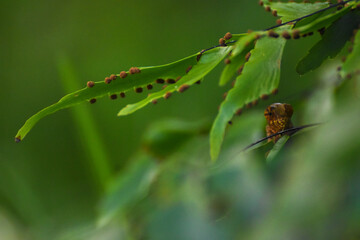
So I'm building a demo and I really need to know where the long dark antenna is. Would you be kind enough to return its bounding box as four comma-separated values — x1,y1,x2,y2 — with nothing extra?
241,123,322,152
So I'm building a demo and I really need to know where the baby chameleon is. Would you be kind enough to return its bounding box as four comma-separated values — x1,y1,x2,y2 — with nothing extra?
264,103,294,143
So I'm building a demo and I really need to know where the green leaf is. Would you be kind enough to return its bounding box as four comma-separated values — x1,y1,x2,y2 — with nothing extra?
98,154,158,226
231,32,258,57
341,29,360,78
15,48,228,141
218,32,258,87
118,47,231,116
265,2,329,22
210,35,287,161
219,40,255,86
266,135,289,163
297,12,360,75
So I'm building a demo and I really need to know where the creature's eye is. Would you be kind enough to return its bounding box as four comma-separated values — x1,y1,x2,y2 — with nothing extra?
265,112,272,117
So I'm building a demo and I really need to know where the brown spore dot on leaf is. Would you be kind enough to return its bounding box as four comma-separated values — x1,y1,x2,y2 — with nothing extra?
223,92,228,99
186,65,193,73
152,99,158,104
245,52,251,61
135,87,143,93
87,81,95,88
268,30,279,38
179,84,190,93
337,66,342,71
120,92,126,98
104,77,111,84
292,30,300,39
318,27,325,36
281,31,291,39
228,121,233,125
15,137,21,143
276,19,282,25
156,78,165,84
129,67,141,74
224,58,231,64
166,79,176,84
259,0,264,6
265,6,271,12
129,68,136,74
272,10,278,17
164,92,172,99
252,99,259,106
197,51,203,62
224,32,232,40
110,74,117,80
261,94,269,100
196,80,201,84
235,108,243,116
110,94,117,100
238,65,244,75
90,98,97,104
219,38,226,46
271,88,278,95
119,71,128,78
246,102,253,109
147,84,153,90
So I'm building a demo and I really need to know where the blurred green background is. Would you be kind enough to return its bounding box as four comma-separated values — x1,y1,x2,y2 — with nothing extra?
1,0,359,239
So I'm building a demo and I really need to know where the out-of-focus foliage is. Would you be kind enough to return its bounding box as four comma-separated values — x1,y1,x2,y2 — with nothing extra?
93,88,360,240
297,11,360,74
2,0,360,239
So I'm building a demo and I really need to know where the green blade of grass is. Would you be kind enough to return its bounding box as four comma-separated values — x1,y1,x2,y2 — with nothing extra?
266,135,289,163
57,57,112,191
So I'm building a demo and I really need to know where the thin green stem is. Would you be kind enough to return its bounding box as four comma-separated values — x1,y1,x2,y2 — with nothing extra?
57,56,112,193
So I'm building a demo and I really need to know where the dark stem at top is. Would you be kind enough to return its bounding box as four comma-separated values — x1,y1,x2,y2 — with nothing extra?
265,0,352,30
201,0,353,54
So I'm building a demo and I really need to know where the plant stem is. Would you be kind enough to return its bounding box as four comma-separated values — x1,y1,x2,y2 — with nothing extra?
57,56,112,193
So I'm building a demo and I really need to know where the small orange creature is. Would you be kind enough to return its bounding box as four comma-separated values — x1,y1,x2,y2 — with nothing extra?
264,103,294,143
